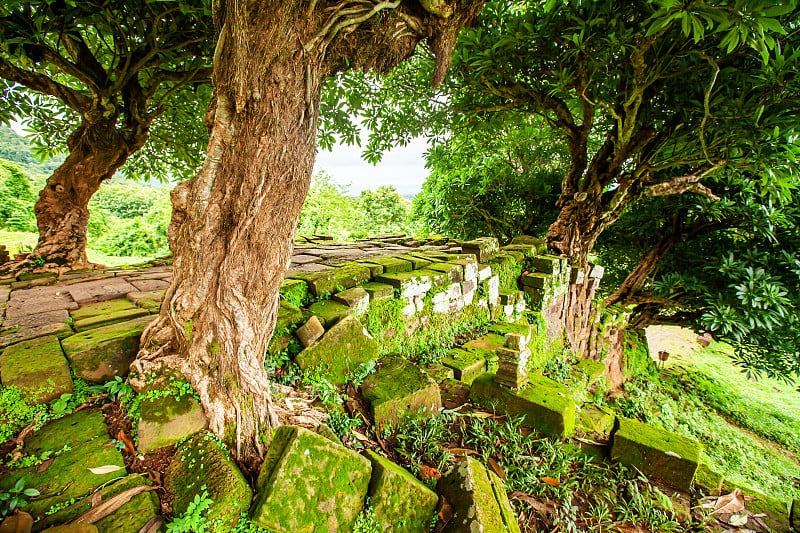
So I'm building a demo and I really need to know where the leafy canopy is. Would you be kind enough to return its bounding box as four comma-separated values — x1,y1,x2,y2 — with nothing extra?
0,0,214,182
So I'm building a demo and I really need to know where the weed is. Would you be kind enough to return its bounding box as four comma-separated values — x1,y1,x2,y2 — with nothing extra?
327,410,360,441
346,360,377,388
394,411,455,479
352,498,382,533
166,489,213,533
230,512,272,533
0,478,40,519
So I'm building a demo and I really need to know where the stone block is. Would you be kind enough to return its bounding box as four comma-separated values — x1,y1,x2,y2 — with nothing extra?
73,306,149,332
693,461,724,495
333,286,369,315
308,299,351,327
522,272,551,289
0,335,72,403
461,237,500,262
360,356,442,432
365,450,438,533
441,348,487,384
419,268,449,288
362,281,394,302
362,255,413,274
129,278,169,292
437,456,521,533
1,410,125,519
477,264,493,282
126,290,164,310
296,316,325,348
137,389,208,452
718,481,792,532
395,254,433,270
252,426,372,532
497,290,519,306
572,358,606,387
295,316,380,384
440,378,471,410
462,333,505,372
489,321,532,340
67,278,138,305
450,258,478,282
61,316,153,383
470,373,576,438
71,299,138,322
357,260,385,276
611,417,701,492
375,271,432,299
166,432,252,533
426,262,463,282
509,235,547,254
531,255,563,276
289,263,371,296
576,403,615,436
0,322,73,349
1,308,70,333
279,278,308,306
422,364,454,382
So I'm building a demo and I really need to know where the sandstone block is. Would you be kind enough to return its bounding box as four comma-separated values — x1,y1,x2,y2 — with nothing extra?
295,316,380,384
0,335,72,403
296,315,325,348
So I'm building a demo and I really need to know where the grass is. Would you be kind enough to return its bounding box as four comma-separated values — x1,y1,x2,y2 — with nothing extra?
0,229,154,267
604,327,800,502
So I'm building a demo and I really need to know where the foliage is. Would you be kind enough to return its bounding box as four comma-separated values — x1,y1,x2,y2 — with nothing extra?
0,126,63,177
0,384,46,444
0,0,214,182
0,478,40,519
0,159,36,232
166,490,213,533
358,186,409,236
393,411,455,477
326,410,360,441
352,498,382,533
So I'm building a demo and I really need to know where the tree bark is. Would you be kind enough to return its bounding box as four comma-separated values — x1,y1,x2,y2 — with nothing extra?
133,0,485,461
29,119,148,269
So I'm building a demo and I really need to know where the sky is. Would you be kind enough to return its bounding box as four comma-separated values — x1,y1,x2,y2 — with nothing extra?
11,120,430,197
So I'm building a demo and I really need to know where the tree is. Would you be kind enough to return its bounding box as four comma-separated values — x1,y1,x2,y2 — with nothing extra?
133,0,485,461
297,172,366,240
0,160,36,231
0,0,214,268
358,185,409,235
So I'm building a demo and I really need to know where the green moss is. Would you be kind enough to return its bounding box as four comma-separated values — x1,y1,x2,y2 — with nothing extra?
394,254,432,270
0,334,72,403
251,426,371,532
441,348,487,384
290,263,371,296
295,316,380,385
70,299,139,322
363,297,406,341
611,417,701,492
693,459,724,495
470,373,576,438
361,255,413,274
487,254,522,290
576,403,615,436
622,328,655,379
280,278,309,307
308,299,351,327
364,450,438,533
719,481,792,532
73,307,149,332
361,282,394,302
166,432,252,533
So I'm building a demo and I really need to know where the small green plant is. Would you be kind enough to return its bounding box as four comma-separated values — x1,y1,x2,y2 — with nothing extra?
303,372,341,407
346,360,377,388
31,256,45,266
166,490,213,533
230,512,272,533
352,498,382,533
327,410,359,441
0,384,47,443
2,444,71,469
44,497,77,516
0,478,40,518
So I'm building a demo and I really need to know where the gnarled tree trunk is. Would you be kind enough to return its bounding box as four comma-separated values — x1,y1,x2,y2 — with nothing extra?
32,119,148,268
133,0,484,461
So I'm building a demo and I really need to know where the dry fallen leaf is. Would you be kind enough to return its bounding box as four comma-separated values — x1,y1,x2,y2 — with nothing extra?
445,447,477,456
710,489,746,516
541,476,561,487
137,516,165,533
487,457,507,481
74,486,156,524
419,465,441,482
116,430,137,455
36,458,54,474
509,491,556,515
88,464,124,475
438,498,453,523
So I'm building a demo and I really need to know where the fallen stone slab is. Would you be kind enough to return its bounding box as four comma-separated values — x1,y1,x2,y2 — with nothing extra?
125,290,164,310
137,386,208,452
61,316,153,383
333,286,369,315
470,373,576,438
360,356,442,432
0,322,73,349
129,278,170,292
441,348,486,384
0,335,72,403
72,299,141,322
361,281,394,302
6,286,77,318
361,255,413,274
252,426,372,532
611,417,701,492
576,403,615,436
166,432,252,533
437,456,521,533
365,450,438,533
295,315,380,384
425,262,463,282
693,461,724,495
34,474,158,533
279,278,308,306
1,410,126,520
394,253,433,270
275,300,303,331
67,278,138,305
296,315,325,348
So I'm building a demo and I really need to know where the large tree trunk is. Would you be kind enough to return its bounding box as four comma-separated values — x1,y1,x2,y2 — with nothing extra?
32,119,147,268
133,0,485,461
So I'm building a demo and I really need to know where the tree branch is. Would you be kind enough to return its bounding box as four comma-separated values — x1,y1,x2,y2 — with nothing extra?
0,57,90,111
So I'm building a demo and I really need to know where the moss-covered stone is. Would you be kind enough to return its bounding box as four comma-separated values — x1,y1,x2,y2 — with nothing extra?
425,262,463,282
441,348,486,384
611,417,701,492
1,410,125,520
461,237,500,262
440,378,471,410
791,499,799,532
470,373,576,437
572,358,606,389
333,287,369,315
576,403,615,436
73,307,150,332
375,271,432,298
395,254,433,270
0,322,74,349
437,456,521,533
461,332,505,372
488,321,531,338
33,474,157,533
61,316,152,383
357,260,385,276
622,328,655,378
522,273,550,290
365,451,438,533
360,356,442,432
361,282,394,302
693,460,724,495
0,335,72,403
422,364,454,382
276,300,303,331
289,263,371,296
166,432,252,533
509,235,547,254
137,389,208,452
308,299,351,327
252,426,371,532
126,290,163,311
361,255,413,274
280,278,308,307
295,315,380,384
70,299,139,322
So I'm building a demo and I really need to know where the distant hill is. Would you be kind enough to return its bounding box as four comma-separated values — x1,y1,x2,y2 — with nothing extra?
0,126,65,177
